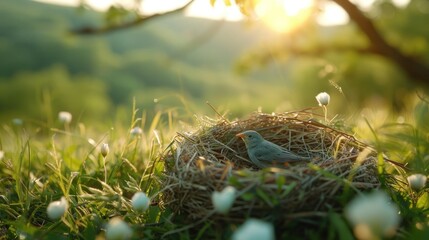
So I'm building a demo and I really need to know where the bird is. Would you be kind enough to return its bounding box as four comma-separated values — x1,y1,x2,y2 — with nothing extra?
236,130,310,168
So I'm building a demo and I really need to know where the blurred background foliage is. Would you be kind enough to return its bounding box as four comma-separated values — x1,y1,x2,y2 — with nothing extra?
0,0,428,128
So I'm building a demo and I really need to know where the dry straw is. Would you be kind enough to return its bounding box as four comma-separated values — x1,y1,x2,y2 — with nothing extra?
161,109,384,222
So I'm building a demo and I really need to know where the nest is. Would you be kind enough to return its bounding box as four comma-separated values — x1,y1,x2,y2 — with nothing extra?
161,110,381,222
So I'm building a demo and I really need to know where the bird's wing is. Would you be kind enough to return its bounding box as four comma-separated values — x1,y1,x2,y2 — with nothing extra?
256,141,309,163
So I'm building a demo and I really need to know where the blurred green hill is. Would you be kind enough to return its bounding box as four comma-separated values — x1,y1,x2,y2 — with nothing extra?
0,0,290,124
0,0,425,127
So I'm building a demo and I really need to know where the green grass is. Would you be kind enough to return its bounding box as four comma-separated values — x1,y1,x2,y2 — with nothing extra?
1,100,429,240
0,102,176,239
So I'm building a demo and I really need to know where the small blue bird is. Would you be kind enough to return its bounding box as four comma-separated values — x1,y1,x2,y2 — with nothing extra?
236,130,310,168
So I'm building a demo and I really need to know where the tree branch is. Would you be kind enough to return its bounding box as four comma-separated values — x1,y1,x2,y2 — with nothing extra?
332,0,429,86
72,0,194,34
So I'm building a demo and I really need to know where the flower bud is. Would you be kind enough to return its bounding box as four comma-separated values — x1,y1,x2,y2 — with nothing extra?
315,92,330,106
47,197,68,220
100,143,110,157
211,186,236,214
58,111,72,124
232,219,275,240
407,174,427,192
131,192,150,212
130,127,143,136
105,217,133,240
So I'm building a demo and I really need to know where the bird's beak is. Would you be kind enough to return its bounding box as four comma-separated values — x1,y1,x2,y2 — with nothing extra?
236,133,244,138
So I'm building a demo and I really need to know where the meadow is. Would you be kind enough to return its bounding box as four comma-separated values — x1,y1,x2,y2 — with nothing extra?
1,96,429,239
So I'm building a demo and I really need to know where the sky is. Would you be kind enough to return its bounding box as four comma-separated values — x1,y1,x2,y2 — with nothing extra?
34,0,410,30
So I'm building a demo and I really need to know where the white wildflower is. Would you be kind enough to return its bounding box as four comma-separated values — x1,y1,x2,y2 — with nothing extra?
232,219,275,240
407,174,427,192
47,197,68,220
105,217,133,240
345,191,400,240
211,186,236,214
131,192,150,212
100,143,110,157
12,118,23,125
58,111,72,124
130,127,143,136
315,92,330,106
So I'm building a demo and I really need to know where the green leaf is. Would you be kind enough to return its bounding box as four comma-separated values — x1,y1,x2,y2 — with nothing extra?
329,212,354,240
105,5,128,24
228,176,240,187
309,163,341,180
280,182,297,198
195,222,212,240
256,188,272,205
241,192,255,201
276,174,286,192
235,169,251,177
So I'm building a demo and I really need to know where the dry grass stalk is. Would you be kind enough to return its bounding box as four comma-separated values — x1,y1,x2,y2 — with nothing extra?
161,109,381,222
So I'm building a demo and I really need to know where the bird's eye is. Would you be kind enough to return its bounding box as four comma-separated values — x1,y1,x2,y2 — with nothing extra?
249,135,252,138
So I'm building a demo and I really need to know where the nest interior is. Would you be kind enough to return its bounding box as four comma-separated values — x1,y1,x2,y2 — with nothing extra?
162,110,381,221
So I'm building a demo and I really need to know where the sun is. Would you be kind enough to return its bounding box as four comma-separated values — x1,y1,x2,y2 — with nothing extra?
254,0,314,33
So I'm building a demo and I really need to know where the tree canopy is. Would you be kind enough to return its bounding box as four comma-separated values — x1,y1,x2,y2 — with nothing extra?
75,0,429,87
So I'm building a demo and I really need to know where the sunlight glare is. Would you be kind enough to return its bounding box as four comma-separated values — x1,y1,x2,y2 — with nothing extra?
34,0,349,26
255,0,314,33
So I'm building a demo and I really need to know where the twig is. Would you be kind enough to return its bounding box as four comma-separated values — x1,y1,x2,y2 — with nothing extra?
72,0,194,34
